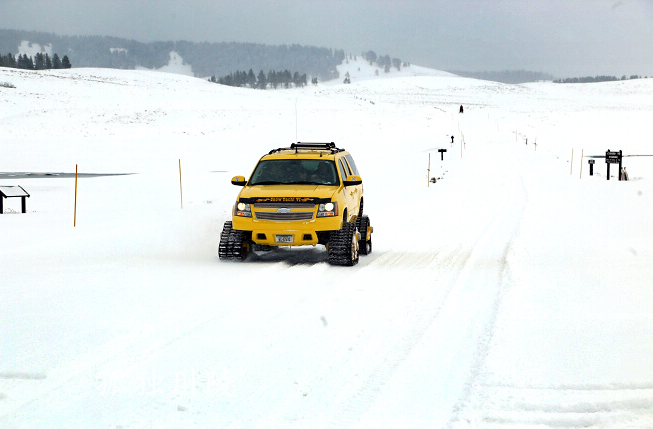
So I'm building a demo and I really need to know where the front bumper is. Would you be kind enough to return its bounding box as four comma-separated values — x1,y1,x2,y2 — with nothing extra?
232,210,342,246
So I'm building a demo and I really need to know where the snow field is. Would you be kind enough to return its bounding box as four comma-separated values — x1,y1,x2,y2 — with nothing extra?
1,59,652,428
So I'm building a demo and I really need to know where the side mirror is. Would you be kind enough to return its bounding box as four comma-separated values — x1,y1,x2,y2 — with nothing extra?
231,176,247,186
343,175,362,186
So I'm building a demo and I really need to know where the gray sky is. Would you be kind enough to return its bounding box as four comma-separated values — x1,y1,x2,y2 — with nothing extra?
2,0,652,77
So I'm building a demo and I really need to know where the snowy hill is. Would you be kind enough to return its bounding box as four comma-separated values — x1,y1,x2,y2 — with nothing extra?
331,57,455,85
1,64,652,429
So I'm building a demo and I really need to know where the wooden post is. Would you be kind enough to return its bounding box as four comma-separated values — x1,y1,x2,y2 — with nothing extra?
579,149,584,179
179,159,183,209
570,149,574,175
427,153,431,187
74,164,78,227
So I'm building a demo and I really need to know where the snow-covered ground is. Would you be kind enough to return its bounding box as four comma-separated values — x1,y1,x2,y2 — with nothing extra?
1,59,652,429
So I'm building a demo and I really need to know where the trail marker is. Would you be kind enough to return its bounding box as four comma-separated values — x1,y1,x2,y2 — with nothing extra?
605,150,622,181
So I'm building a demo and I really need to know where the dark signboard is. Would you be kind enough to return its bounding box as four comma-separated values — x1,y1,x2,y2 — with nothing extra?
605,150,623,180
606,151,622,164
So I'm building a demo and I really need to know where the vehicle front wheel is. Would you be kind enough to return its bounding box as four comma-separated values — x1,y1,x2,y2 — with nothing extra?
218,221,250,261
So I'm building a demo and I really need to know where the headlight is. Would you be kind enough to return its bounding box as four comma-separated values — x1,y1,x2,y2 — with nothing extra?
317,201,338,217
234,202,252,217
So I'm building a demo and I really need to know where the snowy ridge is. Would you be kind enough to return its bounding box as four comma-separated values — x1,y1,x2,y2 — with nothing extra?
1,65,652,429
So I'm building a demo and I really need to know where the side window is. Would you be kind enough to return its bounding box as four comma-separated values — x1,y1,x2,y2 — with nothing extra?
337,158,349,181
340,157,354,179
344,154,359,176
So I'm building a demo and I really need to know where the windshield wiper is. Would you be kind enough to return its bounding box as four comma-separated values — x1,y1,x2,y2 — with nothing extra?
251,181,284,185
287,181,322,185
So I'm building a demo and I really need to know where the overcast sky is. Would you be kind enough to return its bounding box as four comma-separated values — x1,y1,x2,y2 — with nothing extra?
2,0,652,77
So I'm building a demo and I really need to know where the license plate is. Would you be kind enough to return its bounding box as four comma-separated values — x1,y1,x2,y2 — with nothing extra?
275,234,293,243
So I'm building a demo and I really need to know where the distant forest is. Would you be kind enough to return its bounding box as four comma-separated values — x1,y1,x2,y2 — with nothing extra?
0,29,344,81
0,52,71,69
210,69,309,89
450,70,556,84
554,75,648,83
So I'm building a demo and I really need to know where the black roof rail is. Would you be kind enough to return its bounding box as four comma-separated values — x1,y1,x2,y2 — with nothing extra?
268,142,344,155
291,142,335,150
292,142,343,154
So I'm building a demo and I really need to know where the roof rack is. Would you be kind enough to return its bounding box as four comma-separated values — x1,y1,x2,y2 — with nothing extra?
268,142,344,155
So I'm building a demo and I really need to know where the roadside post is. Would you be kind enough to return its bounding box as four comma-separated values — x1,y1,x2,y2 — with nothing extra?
605,150,622,181
588,159,595,176
438,148,447,161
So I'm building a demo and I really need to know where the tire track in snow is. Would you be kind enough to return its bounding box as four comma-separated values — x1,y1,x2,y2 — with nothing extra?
443,162,528,429
1,263,339,429
305,249,470,429
309,168,527,428
453,384,653,428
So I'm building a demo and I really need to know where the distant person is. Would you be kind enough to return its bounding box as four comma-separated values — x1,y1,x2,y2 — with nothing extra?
451,135,454,144
459,105,464,113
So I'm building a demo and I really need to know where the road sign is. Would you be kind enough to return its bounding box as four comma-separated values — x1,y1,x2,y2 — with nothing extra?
606,150,621,164
605,150,623,180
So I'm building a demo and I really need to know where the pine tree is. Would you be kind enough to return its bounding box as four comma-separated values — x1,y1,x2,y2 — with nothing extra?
52,53,62,69
5,53,16,68
45,54,52,69
18,54,34,70
247,69,256,88
269,70,278,89
61,55,72,68
34,53,45,70
256,70,267,89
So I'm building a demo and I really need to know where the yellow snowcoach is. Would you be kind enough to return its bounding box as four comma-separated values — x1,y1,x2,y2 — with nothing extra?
219,142,372,266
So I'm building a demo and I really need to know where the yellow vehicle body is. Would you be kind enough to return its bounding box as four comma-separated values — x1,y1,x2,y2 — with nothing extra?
232,184,345,246
219,142,372,265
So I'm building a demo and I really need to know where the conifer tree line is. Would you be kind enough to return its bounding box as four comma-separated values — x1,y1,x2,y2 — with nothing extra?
0,52,72,70
210,69,308,89
554,75,647,83
0,30,343,81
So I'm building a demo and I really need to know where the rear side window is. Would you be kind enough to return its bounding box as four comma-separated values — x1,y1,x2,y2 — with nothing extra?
344,154,359,176
337,158,349,181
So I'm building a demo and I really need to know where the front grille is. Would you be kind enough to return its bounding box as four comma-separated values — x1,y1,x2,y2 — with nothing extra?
255,211,314,221
253,203,316,209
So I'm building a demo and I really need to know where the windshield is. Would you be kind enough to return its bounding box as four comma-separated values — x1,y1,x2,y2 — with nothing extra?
249,159,339,186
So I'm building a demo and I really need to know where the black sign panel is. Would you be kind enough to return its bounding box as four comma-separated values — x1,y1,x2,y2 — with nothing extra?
605,150,622,164
240,196,331,204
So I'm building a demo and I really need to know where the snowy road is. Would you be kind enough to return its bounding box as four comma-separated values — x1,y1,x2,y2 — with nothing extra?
2,65,653,428
2,128,532,428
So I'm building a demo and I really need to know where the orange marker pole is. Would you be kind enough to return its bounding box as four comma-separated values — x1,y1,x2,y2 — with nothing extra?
74,164,78,227
179,159,183,209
